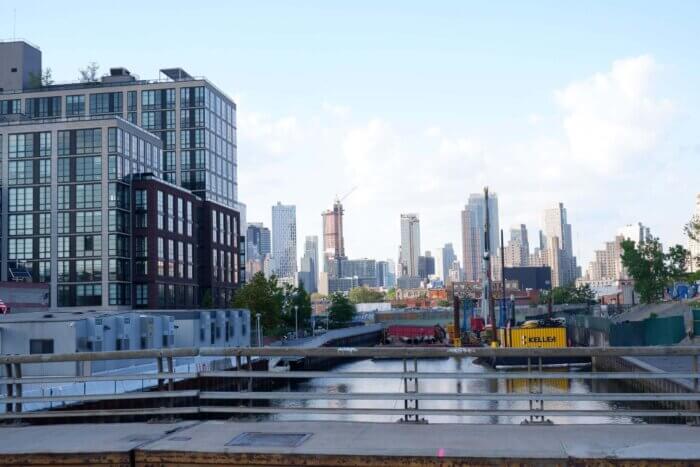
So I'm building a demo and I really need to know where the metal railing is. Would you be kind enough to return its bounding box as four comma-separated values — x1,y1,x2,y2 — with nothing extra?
0,346,699,424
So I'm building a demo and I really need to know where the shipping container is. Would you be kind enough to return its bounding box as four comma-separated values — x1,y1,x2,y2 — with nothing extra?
502,327,566,348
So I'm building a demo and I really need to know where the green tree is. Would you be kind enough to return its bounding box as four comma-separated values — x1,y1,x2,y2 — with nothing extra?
386,288,397,300
232,272,284,333
281,281,312,334
327,292,356,328
201,289,214,308
620,238,689,304
539,284,595,305
348,286,385,304
28,68,54,88
79,62,100,82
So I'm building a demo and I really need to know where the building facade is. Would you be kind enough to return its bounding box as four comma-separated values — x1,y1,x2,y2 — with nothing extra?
298,235,318,293
399,213,420,277
541,203,579,287
322,200,346,275
271,202,297,282
461,192,499,281
0,40,243,309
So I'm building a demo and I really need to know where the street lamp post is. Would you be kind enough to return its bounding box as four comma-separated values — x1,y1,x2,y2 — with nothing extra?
255,313,262,347
294,305,299,339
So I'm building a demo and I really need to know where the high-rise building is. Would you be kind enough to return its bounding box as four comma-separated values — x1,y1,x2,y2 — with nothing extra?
322,200,346,275
246,223,271,258
0,41,242,309
298,235,318,293
438,243,457,282
541,203,578,287
618,222,652,246
461,192,499,281
340,258,377,287
271,202,297,282
504,224,530,267
399,214,421,277
418,252,435,280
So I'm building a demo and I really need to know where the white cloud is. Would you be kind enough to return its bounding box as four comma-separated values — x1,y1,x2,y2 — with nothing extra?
554,55,674,174
527,113,543,125
321,100,351,117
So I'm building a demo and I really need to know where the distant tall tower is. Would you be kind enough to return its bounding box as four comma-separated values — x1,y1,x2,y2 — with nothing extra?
399,214,421,276
299,236,319,293
541,203,578,287
461,192,499,281
322,199,346,276
271,202,298,282
439,243,457,281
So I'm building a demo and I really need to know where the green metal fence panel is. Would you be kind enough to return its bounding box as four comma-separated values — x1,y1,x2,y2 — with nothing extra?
643,315,685,346
586,316,611,334
609,321,645,346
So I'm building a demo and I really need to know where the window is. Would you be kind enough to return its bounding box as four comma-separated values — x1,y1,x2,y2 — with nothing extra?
8,160,33,185
58,237,70,258
135,284,148,305
38,213,50,235
157,237,165,276
178,241,184,278
75,184,101,209
187,201,193,236
65,95,85,116
9,187,33,211
9,132,51,158
167,195,174,231
25,97,61,118
109,234,129,257
38,186,51,211
76,259,102,281
30,339,54,354
89,92,122,115
9,214,33,236
0,99,20,115
127,91,137,111
8,238,33,260
135,189,147,209
135,237,147,257
75,156,101,181
157,190,164,229
76,235,101,257
177,198,184,234
75,210,102,233
187,243,193,279
168,239,175,277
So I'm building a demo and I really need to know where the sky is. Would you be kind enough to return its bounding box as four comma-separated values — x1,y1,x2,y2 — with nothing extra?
2,1,699,268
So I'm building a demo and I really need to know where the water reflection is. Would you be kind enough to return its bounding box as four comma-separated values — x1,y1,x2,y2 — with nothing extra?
269,357,641,425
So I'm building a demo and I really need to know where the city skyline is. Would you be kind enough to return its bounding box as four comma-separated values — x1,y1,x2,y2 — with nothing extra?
8,2,699,270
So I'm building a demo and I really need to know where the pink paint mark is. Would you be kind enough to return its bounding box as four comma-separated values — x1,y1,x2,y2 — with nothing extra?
437,448,445,457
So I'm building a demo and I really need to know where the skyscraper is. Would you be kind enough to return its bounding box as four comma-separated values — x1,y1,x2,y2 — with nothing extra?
541,203,578,287
271,202,297,282
298,235,318,293
399,214,421,277
504,224,529,267
246,223,271,258
461,192,499,281
418,251,436,280
322,200,346,276
435,243,457,282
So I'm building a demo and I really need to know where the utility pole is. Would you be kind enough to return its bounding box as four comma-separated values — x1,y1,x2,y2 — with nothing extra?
501,229,506,327
484,187,498,346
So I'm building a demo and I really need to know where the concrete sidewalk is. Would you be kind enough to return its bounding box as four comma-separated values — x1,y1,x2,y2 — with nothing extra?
1,420,699,465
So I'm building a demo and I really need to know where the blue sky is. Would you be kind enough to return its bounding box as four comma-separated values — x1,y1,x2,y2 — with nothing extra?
2,1,699,268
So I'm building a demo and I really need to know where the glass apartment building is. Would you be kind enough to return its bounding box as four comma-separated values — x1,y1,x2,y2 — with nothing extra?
0,40,242,309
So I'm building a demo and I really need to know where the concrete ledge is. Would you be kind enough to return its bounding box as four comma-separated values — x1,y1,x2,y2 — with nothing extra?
1,420,699,466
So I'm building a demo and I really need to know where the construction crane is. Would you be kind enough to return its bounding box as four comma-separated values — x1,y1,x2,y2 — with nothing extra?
334,185,358,204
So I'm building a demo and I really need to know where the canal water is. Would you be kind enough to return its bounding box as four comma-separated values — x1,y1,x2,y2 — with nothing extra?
267,357,644,425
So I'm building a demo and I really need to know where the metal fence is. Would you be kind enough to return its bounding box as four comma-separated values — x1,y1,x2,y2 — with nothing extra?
1,346,699,424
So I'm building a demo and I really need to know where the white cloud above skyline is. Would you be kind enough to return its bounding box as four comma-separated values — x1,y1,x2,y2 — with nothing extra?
238,54,690,270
